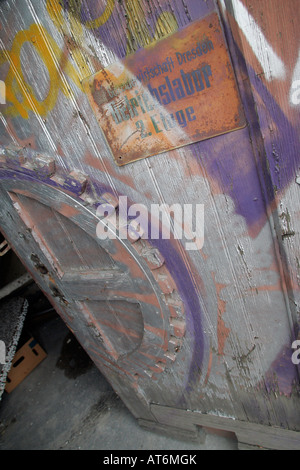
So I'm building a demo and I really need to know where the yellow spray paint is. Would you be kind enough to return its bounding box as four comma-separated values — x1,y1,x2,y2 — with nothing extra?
0,23,82,119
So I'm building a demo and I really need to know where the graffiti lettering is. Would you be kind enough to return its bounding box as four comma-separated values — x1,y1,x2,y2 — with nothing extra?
82,0,115,30
0,0,179,120
46,0,178,57
0,24,82,119
124,8,178,56
175,39,214,65
47,0,115,31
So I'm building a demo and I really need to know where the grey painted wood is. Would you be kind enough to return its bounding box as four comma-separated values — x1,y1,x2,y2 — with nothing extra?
151,403,300,450
0,0,299,448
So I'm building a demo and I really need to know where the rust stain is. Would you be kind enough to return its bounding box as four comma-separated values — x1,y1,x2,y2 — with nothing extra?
58,202,81,218
82,12,246,166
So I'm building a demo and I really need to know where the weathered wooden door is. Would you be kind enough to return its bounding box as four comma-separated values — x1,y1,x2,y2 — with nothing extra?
0,0,299,449
0,169,190,420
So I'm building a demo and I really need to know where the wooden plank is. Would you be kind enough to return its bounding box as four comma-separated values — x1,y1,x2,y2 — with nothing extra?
138,418,204,442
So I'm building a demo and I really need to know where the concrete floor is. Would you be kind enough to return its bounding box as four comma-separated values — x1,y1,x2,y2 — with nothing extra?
0,311,238,450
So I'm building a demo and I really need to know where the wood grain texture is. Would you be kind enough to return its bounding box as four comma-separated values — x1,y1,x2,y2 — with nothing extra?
151,403,300,450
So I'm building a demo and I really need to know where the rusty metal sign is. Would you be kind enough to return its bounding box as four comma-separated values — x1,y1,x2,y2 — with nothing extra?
82,12,246,166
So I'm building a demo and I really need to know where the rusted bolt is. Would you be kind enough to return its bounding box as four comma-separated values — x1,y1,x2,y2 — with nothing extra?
63,170,87,195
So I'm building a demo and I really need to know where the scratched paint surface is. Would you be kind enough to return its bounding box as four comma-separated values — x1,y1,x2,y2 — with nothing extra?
0,0,299,439
221,0,300,398
83,13,245,165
